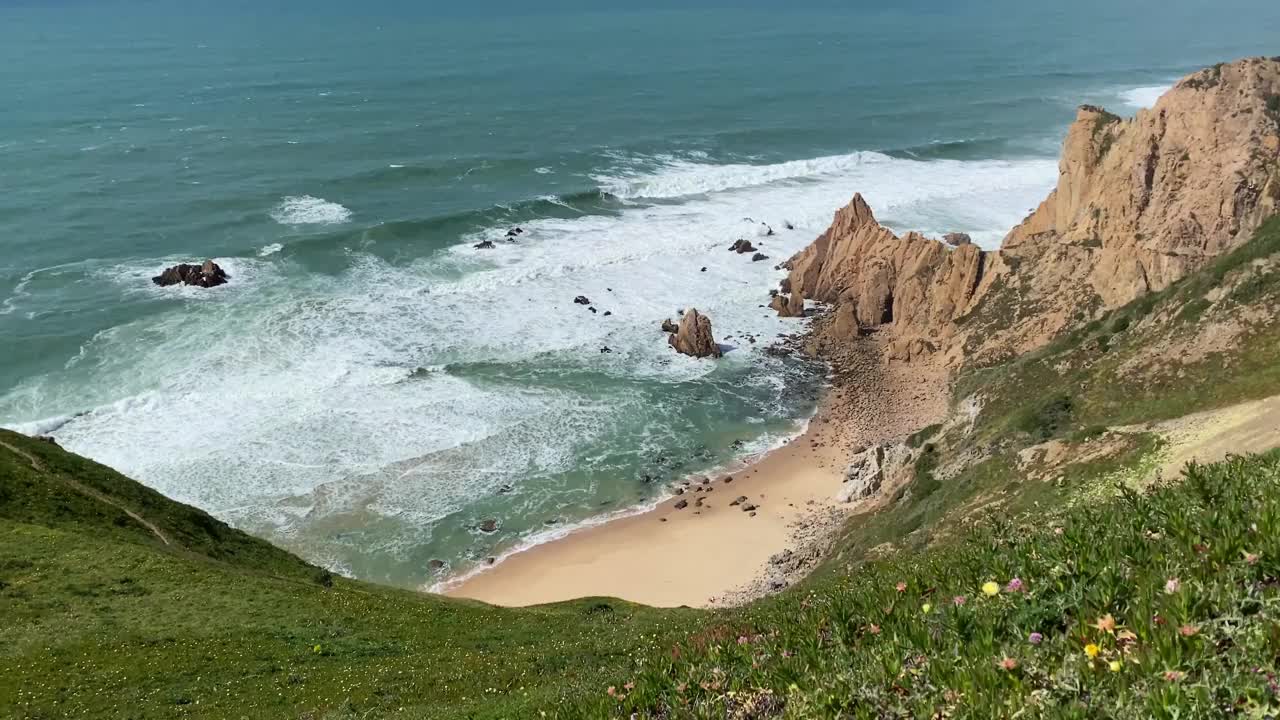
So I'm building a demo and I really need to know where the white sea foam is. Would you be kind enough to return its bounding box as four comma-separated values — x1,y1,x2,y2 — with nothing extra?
534,166,553,175
258,243,284,257
0,146,1059,585
269,195,352,225
1120,84,1173,109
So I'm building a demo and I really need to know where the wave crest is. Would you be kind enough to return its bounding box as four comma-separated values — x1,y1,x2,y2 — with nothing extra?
270,195,353,225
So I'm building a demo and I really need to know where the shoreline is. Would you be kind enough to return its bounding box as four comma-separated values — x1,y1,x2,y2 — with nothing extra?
446,334,950,608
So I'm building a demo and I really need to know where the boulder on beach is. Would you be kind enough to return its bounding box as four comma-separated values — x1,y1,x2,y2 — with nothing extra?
666,308,722,359
152,260,229,288
728,239,756,254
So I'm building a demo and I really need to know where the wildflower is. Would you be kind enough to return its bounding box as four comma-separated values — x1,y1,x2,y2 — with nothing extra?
1084,643,1101,659
737,636,749,645
312,644,322,654
1109,660,1122,672
922,603,933,614
781,650,792,658
1244,551,1260,565
998,657,1019,671
1028,632,1044,645
1193,543,1208,554
624,681,635,691
896,581,908,593
1164,577,1181,594
1092,614,1117,634
607,686,617,697
1053,527,1064,536
1006,577,1024,593
982,581,1000,597
953,595,967,607
788,683,799,693
1163,670,1186,683
1178,624,1199,637
867,624,881,635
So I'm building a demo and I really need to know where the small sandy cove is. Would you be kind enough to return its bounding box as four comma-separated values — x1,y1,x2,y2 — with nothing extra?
446,411,851,608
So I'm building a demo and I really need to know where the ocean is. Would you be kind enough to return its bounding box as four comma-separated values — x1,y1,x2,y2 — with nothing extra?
2,0,1277,588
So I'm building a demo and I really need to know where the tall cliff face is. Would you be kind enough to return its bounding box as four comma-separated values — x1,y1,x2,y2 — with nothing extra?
774,56,1280,365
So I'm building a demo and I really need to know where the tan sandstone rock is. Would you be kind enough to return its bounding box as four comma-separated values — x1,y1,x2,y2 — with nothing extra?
667,308,722,358
775,57,1280,366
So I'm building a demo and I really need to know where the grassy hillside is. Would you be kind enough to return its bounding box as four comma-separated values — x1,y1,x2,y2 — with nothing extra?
2,220,1278,719
0,430,696,719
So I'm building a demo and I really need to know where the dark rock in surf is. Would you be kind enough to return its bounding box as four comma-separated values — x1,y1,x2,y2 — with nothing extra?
152,260,229,288
477,519,499,534
751,253,769,262
474,240,496,250
661,318,680,334
729,239,756,254
573,296,591,305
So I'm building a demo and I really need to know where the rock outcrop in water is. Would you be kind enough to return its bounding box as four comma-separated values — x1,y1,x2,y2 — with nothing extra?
772,57,1280,365
152,260,229,288
667,308,722,358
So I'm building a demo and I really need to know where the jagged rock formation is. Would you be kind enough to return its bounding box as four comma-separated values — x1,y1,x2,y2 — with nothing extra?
770,193,986,360
152,260,229,288
666,308,722,358
772,57,1280,366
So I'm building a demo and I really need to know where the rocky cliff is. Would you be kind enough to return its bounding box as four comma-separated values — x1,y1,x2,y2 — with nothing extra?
773,56,1280,366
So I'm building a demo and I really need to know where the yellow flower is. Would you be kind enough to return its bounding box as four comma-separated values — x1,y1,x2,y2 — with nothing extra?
1108,660,1122,672
1084,643,1100,658
981,581,1000,597
922,603,932,614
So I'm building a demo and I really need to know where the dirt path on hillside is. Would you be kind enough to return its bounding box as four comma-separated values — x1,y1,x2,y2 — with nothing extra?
0,437,172,546
1150,395,1280,481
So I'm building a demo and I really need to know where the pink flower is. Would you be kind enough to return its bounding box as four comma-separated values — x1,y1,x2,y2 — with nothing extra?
895,581,907,593
1244,551,1260,565
781,650,793,658
1006,577,1024,593
1028,632,1044,645
737,636,749,645
624,681,635,691
1053,527,1064,536
998,657,1019,671
1163,670,1186,683
1164,577,1181,594
953,595,967,607
607,686,617,697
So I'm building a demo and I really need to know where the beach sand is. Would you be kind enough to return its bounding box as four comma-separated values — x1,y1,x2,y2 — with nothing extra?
446,408,851,608
446,335,950,608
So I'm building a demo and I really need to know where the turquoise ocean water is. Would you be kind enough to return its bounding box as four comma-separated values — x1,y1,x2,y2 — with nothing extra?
2,0,1277,587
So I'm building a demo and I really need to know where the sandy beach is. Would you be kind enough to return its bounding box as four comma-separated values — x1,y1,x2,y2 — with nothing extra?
446,411,848,607
447,337,950,608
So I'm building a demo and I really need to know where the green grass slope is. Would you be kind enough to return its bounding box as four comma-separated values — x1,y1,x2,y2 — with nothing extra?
0,430,694,719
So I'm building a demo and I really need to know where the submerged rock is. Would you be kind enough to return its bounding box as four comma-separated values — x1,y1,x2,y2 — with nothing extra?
473,239,496,249
152,260,229,288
